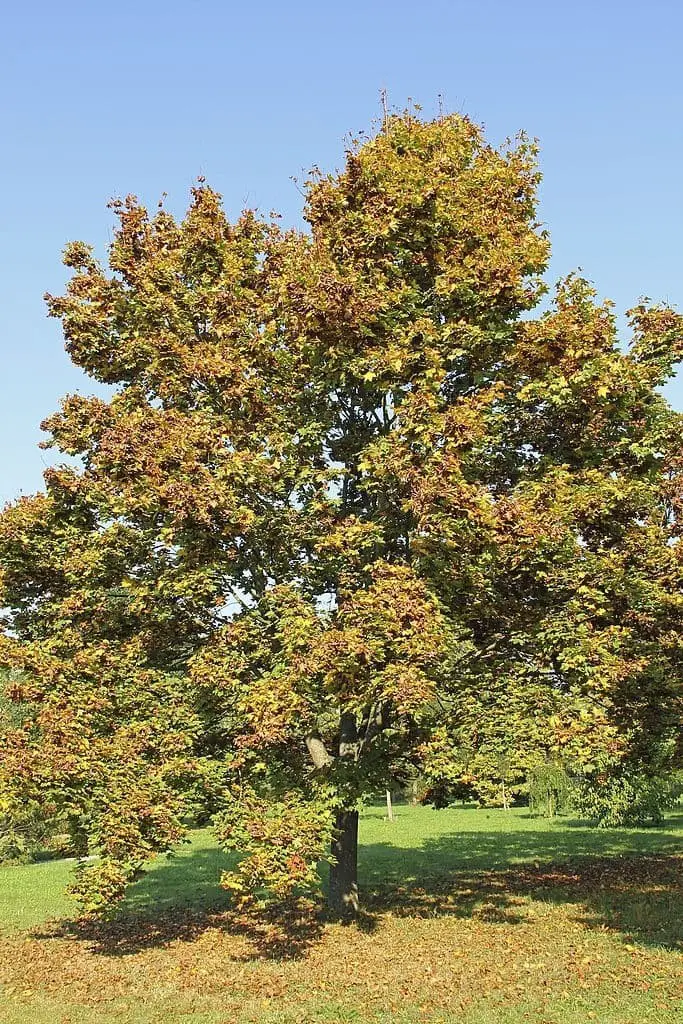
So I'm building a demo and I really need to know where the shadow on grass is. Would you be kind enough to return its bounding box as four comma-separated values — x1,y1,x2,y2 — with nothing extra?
40,896,326,961
358,818,682,950
561,814,683,831
364,847,682,950
360,816,683,880
34,816,682,959
362,802,481,820
34,843,325,960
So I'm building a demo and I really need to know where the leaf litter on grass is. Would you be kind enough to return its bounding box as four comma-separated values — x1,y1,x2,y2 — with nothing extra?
1,808,681,1022
1,854,681,1023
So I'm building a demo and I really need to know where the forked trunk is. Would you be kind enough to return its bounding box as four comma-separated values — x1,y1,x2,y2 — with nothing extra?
328,808,359,920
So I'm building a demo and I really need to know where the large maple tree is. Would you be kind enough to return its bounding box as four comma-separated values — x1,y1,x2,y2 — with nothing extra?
1,112,681,918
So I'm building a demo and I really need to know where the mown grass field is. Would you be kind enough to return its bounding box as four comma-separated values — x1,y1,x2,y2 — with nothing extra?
0,804,681,1023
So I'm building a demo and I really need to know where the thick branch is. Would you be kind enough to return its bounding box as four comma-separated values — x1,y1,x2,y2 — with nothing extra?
306,732,334,769
359,701,386,753
339,710,359,761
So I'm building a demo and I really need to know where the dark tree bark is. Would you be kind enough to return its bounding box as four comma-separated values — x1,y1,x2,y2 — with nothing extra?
328,808,359,920
328,711,359,919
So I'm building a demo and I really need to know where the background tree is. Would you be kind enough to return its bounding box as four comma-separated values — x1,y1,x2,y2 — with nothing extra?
0,110,681,920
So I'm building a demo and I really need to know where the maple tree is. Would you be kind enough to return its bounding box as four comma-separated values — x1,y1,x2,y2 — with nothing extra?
0,110,681,918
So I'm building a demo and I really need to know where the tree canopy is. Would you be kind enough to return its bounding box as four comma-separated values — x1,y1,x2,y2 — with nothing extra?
1,110,681,918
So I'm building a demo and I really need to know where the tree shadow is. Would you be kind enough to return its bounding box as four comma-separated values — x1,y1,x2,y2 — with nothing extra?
560,812,683,831
31,816,682,959
362,802,481,820
36,882,324,961
359,824,682,951
32,843,325,960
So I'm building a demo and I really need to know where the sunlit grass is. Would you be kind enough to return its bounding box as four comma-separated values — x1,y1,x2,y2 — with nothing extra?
0,804,681,1023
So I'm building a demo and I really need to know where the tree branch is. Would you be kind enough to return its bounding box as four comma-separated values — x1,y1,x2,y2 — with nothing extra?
306,732,334,769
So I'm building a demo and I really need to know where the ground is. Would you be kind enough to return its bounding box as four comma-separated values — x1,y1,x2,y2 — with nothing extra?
0,804,681,1023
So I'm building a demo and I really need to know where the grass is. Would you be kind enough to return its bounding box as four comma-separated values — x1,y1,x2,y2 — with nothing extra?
0,804,681,1023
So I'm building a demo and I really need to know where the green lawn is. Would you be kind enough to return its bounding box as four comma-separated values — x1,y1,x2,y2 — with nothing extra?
0,805,681,1023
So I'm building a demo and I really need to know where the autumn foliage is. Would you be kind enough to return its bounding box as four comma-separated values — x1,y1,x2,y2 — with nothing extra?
0,111,681,917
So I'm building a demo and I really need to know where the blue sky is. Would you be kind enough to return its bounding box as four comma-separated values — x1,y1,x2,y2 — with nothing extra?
1,0,681,505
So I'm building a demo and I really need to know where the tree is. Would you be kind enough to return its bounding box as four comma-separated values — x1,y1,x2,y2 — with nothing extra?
0,110,681,919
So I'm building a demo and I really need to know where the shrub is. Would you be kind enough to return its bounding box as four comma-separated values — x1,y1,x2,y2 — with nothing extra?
0,801,73,864
574,768,680,827
528,762,574,818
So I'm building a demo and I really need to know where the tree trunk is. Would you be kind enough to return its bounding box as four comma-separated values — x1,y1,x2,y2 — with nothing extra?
328,711,359,920
386,789,394,821
328,809,359,920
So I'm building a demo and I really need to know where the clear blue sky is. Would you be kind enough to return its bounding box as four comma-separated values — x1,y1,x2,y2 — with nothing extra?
1,0,681,505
